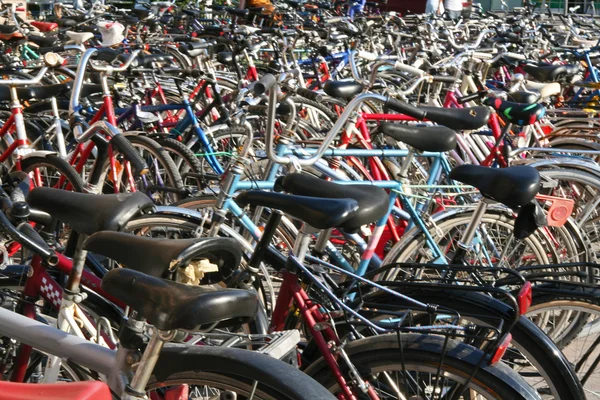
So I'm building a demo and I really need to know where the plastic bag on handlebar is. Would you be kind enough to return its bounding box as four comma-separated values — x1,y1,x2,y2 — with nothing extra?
110,134,149,176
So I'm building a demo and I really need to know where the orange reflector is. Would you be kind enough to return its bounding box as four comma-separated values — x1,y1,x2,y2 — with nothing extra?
517,281,532,315
491,333,512,365
535,194,574,227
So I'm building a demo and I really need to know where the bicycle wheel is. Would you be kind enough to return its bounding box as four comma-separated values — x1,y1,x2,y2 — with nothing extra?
99,134,183,204
156,137,204,190
383,207,551,268
306,333,541,399
19,154,85,192
309,287,584,400
146,344,336,400
527,291,600,399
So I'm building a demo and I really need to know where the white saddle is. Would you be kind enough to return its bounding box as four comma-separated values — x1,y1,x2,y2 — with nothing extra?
66,31,94,45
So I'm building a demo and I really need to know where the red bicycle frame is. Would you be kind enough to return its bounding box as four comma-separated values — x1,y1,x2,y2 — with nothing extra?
10,253,123,382
270,270,380,400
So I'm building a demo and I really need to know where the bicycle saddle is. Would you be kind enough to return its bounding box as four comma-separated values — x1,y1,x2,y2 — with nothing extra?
449,165,540,208
2,380,111,400
236,191,360,231
484,97,546,126
419,106,490,131
0,25,18,34
30,21,58,32
27,34,57,48
129,53,174,68
0,82,73,102
65,31,94,44
27,188,154,235
323,80,364,99
523,63,579,83
378,123,457,152
183,8,202,17
216,52,235,66
507,91,540,105
101,268,258,331
274,173,388,232
132,8,151,19
84,231,241,282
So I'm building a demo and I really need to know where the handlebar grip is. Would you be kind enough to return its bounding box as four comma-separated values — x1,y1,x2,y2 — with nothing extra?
432,76,458,83
357,50,378,61
253,74,277,95
259,27,277,34
93,48,120,63
296,88,322,101
457,91,485,104
247,105,268,115
39,46,65,55
110,134,149,176
506,52,526,60
385,98,426,119
394,61,424,77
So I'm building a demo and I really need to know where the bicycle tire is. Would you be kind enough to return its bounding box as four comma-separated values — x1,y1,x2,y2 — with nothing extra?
148,344,336,400
305,333,542,399
19,154,85,192
304,288,584,400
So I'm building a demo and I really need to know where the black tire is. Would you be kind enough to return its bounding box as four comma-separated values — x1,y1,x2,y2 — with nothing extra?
340,288,585,400
19,154,85,192
156,137,204,189
149,343,337,400
103,134,183,204
305,333,541,400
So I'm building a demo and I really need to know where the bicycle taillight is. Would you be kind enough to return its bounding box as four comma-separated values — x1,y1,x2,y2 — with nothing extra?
491,333,513,365
517,281,533,315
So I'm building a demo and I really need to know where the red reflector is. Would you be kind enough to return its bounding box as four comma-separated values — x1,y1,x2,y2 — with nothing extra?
517,281,532,315
491,333,512,364
164,384,189,400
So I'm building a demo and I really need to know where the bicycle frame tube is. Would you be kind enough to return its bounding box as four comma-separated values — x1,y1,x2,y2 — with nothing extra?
0,306,116,377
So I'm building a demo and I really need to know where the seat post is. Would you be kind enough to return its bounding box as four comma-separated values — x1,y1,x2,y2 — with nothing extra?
293,224,316,263
125,328,175,399
64,233,89,294
451,198,492,265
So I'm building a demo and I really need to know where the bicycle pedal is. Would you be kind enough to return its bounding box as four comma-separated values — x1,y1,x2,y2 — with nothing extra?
258,329,301,364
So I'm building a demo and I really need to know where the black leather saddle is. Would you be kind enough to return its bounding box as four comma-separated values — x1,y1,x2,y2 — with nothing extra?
84,231,241,282
523,63,579,83
81,84,104,98
274,173,388,231
484,97,546,126
216,52,234,66
0,25,17,34
226,7,249,16
236,191,360,231
449,165,540,208
27,188,154,235
27,34,58,48
323,80,364,99
0,82,73,102
101,268,258,331
57,19,77,28
183,8,201,17
129,54,174,68
378,123,457,152
132,8,151,19
507,91,540,104
420,106,490,130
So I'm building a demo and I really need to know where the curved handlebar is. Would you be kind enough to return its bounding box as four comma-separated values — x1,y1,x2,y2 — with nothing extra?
0,67,48,86
446,29,495,50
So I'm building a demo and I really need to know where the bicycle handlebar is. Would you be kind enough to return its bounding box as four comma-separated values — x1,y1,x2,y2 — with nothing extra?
0,67,48,86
